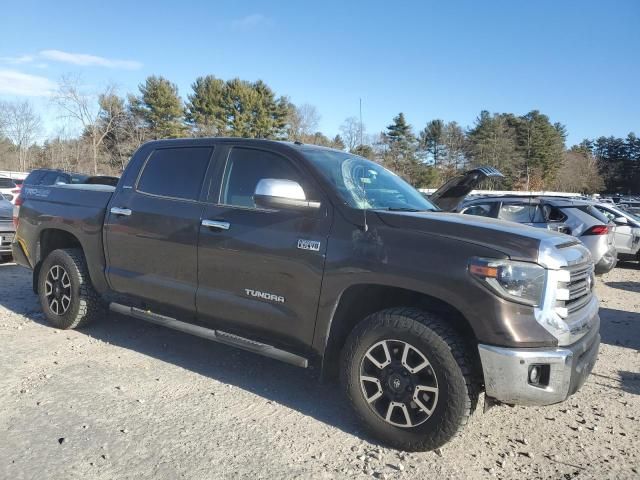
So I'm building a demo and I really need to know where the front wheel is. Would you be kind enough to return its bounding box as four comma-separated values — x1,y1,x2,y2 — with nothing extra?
341,308,478,451
38,248,104,329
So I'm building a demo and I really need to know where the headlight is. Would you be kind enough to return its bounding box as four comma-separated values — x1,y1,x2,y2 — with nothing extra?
468,258,547,306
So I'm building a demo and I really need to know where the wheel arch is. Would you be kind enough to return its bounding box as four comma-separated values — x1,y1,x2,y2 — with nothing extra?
320,283,479,381
33,229,83,294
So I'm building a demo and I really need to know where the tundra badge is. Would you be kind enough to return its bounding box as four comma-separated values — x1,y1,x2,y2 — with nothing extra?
297,239,321,252
245,289,285,304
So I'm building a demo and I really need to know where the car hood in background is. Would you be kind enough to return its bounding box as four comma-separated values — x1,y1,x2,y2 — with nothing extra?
429,166,504,211
376,210,575,262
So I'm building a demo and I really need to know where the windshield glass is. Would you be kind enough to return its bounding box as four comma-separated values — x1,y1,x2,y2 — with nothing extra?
303,148,438,211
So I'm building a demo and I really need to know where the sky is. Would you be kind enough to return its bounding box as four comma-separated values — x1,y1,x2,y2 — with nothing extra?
1,0,639,146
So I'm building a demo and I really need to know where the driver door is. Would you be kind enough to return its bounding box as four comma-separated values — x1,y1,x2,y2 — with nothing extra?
196,145,332,350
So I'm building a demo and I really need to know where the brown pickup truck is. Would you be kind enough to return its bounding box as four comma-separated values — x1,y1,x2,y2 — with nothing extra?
13,138,600,451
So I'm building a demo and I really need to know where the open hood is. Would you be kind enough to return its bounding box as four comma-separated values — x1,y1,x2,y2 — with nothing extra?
429,166,504,211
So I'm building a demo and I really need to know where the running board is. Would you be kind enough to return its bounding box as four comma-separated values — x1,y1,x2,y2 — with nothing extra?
109,303,309,368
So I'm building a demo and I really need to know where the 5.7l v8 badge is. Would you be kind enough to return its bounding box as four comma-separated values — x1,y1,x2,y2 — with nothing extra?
297,239,321,252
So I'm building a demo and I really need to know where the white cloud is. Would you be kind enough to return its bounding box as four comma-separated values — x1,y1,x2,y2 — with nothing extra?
0,55,34,65
39,50,142,70
0,69,56,96
231,13,273,30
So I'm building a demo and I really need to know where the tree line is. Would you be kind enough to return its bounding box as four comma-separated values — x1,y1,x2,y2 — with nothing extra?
0,74,637,194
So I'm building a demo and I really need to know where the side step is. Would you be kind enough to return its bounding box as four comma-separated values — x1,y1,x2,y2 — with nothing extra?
109,303,309,368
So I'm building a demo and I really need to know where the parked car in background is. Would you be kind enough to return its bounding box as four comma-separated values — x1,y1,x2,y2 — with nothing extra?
22,169,120,188
0,193,15,262
619,200,640,216
590,202,640,263
0,176,21,204
458,196,617,274
22,169,89,187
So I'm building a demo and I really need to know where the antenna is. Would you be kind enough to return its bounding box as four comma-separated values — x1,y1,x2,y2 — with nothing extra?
358,98,368,232
359,98,364,147
358,163,369,232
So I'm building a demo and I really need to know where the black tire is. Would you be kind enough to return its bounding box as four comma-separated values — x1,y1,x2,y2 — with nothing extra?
38,248,104,329
341,307,478,451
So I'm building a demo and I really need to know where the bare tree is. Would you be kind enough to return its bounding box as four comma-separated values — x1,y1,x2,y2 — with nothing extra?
339,116,365,152
551,149,604,193
0,100,42,171
52,76,123,175
287,103,320,141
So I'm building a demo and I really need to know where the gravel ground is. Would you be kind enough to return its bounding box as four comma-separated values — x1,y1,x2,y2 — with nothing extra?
0,261,638,479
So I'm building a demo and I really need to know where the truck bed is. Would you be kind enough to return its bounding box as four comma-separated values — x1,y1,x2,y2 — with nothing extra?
15,183,116,293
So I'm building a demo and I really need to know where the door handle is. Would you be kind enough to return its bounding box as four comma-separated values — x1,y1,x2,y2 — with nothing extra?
202,219,230,230
110,207,132,216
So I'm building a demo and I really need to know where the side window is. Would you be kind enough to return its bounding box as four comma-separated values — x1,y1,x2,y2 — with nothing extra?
41,172,61,185
221,148,303,208
462,203,495,217
24,171,44,185
137,147,212,201
498,203,544,223
595,206,616,221
544,205,567,222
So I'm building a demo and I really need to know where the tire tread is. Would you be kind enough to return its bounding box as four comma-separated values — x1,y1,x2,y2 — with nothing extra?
341,307,480,451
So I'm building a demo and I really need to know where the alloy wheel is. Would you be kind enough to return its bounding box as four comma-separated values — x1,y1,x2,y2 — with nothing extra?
360,339,439,428
44,265,72,316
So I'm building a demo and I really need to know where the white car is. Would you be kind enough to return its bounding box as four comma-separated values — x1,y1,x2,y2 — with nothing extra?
0,176,20,204
591,202,640,262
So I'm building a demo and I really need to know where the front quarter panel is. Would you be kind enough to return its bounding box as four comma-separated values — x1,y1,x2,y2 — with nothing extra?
313,214,557,354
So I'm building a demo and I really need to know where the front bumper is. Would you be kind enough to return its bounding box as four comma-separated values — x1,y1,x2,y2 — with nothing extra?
478,313,600,406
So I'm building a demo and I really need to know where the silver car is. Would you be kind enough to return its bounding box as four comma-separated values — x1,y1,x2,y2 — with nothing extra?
590,202,640,263
0,193,15,262
457,196,617,274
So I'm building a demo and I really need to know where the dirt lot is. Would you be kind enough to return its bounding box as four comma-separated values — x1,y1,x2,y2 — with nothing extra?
0,262,638,479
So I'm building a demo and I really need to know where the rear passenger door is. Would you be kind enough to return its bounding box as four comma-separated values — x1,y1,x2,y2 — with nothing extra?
498,202,547,228
104,146,214,314
196,145,332,350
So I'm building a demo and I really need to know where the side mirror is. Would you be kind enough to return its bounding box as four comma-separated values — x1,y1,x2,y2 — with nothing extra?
254,178,321,211
613,216,628,226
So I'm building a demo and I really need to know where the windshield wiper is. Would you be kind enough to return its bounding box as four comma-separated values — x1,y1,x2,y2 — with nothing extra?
374,207,435,212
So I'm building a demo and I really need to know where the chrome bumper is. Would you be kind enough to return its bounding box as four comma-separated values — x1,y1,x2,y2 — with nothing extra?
478,314,600,406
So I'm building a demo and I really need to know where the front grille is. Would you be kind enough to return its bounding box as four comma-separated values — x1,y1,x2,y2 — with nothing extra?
556,262,595,318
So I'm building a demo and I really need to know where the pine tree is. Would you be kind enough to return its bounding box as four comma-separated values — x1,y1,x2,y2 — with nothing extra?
419,119,445,167
130,76,186,139
382,113,423,184
185,75,226,136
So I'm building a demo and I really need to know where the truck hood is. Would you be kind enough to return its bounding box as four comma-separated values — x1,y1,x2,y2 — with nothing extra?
376,210,574,262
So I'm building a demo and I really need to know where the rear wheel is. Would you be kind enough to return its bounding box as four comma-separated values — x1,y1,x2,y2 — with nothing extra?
38,248,104,329
341,307,478,451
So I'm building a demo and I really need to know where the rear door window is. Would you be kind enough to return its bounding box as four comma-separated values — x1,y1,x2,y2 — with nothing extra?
498,203,544,223
137,147,212,201
461,203,496,218
24,171,45,185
